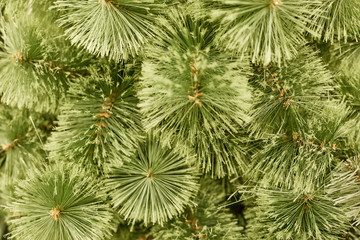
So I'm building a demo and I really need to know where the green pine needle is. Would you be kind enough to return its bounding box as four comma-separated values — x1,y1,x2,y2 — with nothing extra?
208,0,321,65
46,68,142,173
327,156,360,226
243,188,349,239
53,0,159,61
151,179,243,239
335,42,360,77
248,47,334,137
105,134,199,226
0,17,68,112
336,75,360,110
0,106,45,185
7,163,114,240
251,101,350,192
0,0,359,239
138,7,251,178
341,114,360,154
311,0,360,43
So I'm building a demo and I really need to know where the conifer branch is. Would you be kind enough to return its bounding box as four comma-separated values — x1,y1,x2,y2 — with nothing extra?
139,6,251,178
53,0,160,61
0,17,68,112
240,187,349,239
46,68,142,173
207,0,322,65
151,179,243,239
327,156,360,226
0,106,45,185
105,134,199,226
311,0,360,43
250,100,350,192
248,47,334,137
7,163,114,240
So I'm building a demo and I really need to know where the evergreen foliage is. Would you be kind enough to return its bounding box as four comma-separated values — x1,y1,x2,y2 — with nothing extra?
312,0,360,43
138,7,251,178
336,42,360,76
248,46,334,137
327,156,360,226
110,223,149,240
243,187,349,240
150,180,243,239
0,17,68,112
208,0,321,65
0,106,45,185
0,0,359,239
7,163,114,240
46,66,142,173
251,100,350,192
53,0,159,61
105,135,199,226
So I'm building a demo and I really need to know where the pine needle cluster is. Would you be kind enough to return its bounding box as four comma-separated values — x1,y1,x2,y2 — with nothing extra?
150,180,243,239
46,66,142,172
105,134,199,226
53,0,159,61
138,7,251,178
7,163,114,240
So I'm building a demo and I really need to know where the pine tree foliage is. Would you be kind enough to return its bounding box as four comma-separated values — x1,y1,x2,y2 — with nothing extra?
0,0,360,239
0,0,92,113
207,0,321,65
248,46,334,137
341,116,360,155
105,135,199,226
46,67,142,172
312,0,360,43
110,222,150,240
335,74,360,153
150,179,243,240
251,100,350,192
337,75,360,109
53,0,160,62
317,41,360,78
0,17,68,112
138,6,251,178
0,216,6,240
327,156,360,226
7,163,114,240
346,226,360,240
0,106,45,185
336,42,360,76
242,187,349,240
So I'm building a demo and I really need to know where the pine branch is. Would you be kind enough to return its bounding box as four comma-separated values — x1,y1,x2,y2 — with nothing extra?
207,0,321,65
105,134,199,226
327,156,360,226
241,187,349,239
0,0,359,238
335,42,360,77
7,163,115,240
138,6,251,178
0,17,69,112
341,116,360,155
46,67,142,173
250,100,350,192
110,222,150,240
53,0,160,61
248,46,334,137
0,106,45,185
336,75,360,110
151,179,243,239
311,0,360,43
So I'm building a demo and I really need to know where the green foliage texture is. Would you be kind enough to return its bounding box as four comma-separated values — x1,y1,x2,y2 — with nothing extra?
0,0,359,239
